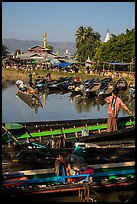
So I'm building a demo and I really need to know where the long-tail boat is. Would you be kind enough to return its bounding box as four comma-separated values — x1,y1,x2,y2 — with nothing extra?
2,136,135,201
2,156,135,202
2,116,135,148
114,77,128,91
16,81,42,106
83,81,101,97
97,81,115,100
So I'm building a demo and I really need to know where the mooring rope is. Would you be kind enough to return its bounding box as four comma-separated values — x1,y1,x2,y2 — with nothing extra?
16,95,28,121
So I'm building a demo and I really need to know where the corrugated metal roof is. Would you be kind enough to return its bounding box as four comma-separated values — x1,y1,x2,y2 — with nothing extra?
17,52,56,60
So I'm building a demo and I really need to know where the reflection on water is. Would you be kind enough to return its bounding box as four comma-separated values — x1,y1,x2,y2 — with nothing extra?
2,85,135,123
73,95,105,113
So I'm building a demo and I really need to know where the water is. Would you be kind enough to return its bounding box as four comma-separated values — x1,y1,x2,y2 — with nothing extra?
2,85,135,123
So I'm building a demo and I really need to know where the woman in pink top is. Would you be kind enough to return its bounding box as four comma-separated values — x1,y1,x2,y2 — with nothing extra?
104,89,134,132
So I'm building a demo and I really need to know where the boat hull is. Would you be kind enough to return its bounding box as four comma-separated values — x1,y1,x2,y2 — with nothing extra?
2,116,135,147
2,160,135,200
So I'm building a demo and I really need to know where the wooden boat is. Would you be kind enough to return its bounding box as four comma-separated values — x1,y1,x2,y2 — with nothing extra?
2,116,135,148
32,81,48,93
2,159,135,200
114,77,128,91
84,82,101,97
67,81,82,93
68,82,86,95
16,90,43,110
2,143,135,172
99,77,113,90
129,82,135,89
97,82,115,99
128,87,135,100
47,77,73,91
2,136,135,200
16,81,42,106
2,172,92,202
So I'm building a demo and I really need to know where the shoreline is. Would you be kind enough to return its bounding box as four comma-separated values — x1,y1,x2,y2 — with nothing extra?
2,68,135,89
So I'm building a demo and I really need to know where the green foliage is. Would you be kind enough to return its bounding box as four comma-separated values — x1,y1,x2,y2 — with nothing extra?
47,45,54,52
14,49,22,57
75,26,101,62
93,28,135,63
2,44,9,58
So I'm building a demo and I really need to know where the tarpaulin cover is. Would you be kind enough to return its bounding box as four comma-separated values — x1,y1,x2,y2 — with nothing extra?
52,62,60,68
59,62,72,68
108,62,130,66
51,59,60,68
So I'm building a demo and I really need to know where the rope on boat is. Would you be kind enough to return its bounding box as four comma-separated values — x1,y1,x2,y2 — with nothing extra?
21,68,28,81
16,95,28,121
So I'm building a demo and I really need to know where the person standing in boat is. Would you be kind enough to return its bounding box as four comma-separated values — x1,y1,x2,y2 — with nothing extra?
104,89,134,132
66,146,94,182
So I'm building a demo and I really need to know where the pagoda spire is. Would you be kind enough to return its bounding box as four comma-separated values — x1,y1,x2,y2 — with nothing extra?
104,28,111,43
43,32,47,48
56,48,59,56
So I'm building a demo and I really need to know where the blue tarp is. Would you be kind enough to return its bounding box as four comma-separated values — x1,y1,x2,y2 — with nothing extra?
51,59,60,68
59,62,72,68
52,62,60,68
108,62,130,66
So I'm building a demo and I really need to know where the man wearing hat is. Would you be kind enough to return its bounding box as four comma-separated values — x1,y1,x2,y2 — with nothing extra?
104,89,134,132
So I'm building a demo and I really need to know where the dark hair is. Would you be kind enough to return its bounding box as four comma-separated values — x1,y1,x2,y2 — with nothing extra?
112,89,118,95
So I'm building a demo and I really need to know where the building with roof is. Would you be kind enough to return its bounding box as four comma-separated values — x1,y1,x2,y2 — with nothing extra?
15,32,56,62
16,45,56,62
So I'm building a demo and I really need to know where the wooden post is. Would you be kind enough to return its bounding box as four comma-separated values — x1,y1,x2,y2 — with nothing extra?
97,123,101,134
74,126,78,138
61,127,66,148
50,128,54,148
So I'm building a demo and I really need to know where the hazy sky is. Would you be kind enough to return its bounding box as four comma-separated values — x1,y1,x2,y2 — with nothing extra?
2,2,135,42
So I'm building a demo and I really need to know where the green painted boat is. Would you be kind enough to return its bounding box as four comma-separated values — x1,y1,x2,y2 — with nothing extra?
2,116,135,147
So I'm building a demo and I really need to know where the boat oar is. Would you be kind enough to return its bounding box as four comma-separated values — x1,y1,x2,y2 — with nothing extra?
2,125,18,143
4,123,39,143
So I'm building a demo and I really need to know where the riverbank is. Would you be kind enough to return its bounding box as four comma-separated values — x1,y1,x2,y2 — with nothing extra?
2,68,135,88
2,68,86,88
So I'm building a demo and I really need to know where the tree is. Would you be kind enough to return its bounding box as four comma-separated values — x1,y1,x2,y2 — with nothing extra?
93,28,135,63
2,44,9,58
75,26,87,44
14,49,22,57
75,26,101,62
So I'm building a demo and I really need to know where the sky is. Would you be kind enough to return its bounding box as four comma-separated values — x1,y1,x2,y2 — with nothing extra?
2,2,135,42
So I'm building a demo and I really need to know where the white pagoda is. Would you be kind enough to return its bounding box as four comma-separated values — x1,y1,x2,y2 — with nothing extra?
104,28,111,42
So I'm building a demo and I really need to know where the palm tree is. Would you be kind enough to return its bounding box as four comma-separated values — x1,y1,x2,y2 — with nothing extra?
75,26,87,43
75,26,101,62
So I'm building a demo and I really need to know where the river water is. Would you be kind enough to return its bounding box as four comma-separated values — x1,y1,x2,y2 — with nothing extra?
2,85,135,123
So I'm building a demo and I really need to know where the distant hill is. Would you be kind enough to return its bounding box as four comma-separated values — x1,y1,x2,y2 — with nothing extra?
2,38,76,55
